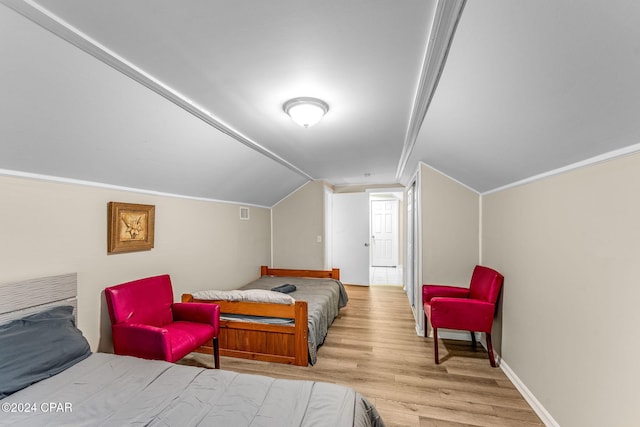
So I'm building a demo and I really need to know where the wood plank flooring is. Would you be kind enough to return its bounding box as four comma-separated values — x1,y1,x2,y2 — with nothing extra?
181,285,543,427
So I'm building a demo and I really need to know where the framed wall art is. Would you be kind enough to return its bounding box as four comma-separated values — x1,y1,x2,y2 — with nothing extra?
107,202,155,254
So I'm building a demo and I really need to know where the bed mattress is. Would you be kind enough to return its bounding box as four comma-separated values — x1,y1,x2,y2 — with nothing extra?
0,353,383,427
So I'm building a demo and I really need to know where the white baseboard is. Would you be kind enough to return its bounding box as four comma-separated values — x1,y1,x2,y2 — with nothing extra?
415,326,558,426
438,330,477,340
419,327,479,341
498,359,559,427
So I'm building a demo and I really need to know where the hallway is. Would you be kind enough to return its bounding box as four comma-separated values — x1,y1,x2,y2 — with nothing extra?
370,265,403,286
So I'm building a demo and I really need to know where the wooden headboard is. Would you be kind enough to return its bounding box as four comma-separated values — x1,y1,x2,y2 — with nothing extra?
260,266,340,281
0,273,78,325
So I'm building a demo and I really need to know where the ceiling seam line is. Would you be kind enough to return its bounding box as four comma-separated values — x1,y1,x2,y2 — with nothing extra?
1,0,315,182
395,0,467,183
0,167,271,208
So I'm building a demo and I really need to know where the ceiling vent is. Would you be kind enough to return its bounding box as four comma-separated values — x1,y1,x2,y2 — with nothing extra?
239,207,250,220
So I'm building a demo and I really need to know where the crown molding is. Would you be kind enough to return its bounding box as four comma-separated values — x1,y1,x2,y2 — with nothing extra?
419,161,480,194
0,168,270,208
482,142,640,196
395,0,466,182
0,0,313,182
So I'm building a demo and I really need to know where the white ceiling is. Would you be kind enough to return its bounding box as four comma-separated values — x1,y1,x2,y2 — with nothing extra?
1,0,639,206
407,0,640,192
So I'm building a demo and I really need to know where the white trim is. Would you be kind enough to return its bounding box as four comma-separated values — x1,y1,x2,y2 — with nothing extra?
323,185,333,270
420,161,481,194
0,168,269,208
500,359,560,427
419,330,482,342
0,0,313,182
269,208,274,268
365,186,405,194
478,195,483,264
414,328,558,427
270,180,313,208
414,170,423,331
413,327,559,427
482,142,640,195
437,330,474,340
396,0,466,182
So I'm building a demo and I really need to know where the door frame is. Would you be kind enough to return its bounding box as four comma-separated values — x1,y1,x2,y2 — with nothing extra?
405,172,423,335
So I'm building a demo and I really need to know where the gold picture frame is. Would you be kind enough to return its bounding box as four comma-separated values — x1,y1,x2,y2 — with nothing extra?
107,202,155,254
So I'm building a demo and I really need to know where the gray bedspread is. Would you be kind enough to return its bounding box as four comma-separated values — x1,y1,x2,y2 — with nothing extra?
241,276,348,365
0,353,384,427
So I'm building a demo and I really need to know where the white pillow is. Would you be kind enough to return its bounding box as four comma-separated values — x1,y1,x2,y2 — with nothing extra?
192,289,295,305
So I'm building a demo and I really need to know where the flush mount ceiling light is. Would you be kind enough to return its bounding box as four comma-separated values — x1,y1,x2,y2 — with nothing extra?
283,97,329,128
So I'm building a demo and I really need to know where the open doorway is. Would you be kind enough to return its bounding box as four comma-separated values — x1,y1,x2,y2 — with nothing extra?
331,190,404,286
369,191,404,286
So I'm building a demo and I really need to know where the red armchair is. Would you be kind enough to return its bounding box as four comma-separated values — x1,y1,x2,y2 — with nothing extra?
422,265,504,367
105,274,220,368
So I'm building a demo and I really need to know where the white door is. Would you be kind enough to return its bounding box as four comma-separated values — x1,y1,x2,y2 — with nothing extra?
370,199,398,267
332,193,370,285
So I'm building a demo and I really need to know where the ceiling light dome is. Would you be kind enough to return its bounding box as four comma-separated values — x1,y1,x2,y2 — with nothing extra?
283,97,329,128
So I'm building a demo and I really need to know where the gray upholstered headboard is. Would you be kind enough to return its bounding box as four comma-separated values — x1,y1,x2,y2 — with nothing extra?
0,273,78,325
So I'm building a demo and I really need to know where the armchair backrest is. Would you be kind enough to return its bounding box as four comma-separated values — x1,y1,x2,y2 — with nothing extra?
468,265,504,304
105,274,174,327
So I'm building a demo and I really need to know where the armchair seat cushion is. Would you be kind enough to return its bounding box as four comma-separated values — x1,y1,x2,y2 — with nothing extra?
426,298,496,333
164,322,216,362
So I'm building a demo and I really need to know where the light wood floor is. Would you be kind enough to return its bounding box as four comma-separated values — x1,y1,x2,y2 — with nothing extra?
182,285,543,427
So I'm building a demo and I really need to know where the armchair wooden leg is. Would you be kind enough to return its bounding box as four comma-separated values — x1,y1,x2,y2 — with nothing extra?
470,331,477,348
213,337,220,369
486,333,496,367
433,328,439,365
424,312,429,337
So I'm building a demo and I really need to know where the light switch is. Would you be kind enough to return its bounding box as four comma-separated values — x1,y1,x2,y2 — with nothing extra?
316,235,322,243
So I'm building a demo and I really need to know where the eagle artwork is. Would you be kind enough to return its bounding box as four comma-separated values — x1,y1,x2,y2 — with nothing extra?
120,214,145,241
107,202,155,253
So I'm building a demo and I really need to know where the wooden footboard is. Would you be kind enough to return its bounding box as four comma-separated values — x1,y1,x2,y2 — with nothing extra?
260,265,340,281
182,266,339,367
182,296,308,366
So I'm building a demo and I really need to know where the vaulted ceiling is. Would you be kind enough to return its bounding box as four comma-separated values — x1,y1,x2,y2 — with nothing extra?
1,1,639,207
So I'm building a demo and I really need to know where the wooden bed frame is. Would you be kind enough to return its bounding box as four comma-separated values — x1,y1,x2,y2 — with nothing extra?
182,266,340,366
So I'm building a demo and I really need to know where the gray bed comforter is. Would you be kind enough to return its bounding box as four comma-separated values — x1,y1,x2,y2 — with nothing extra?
241,276,348,365
0,353,384,427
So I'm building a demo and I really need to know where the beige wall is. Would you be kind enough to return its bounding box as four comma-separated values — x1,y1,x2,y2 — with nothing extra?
419,164,480,333
0,175,271,352
482,153,640,427
272,180,326,269
421,164,479,285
